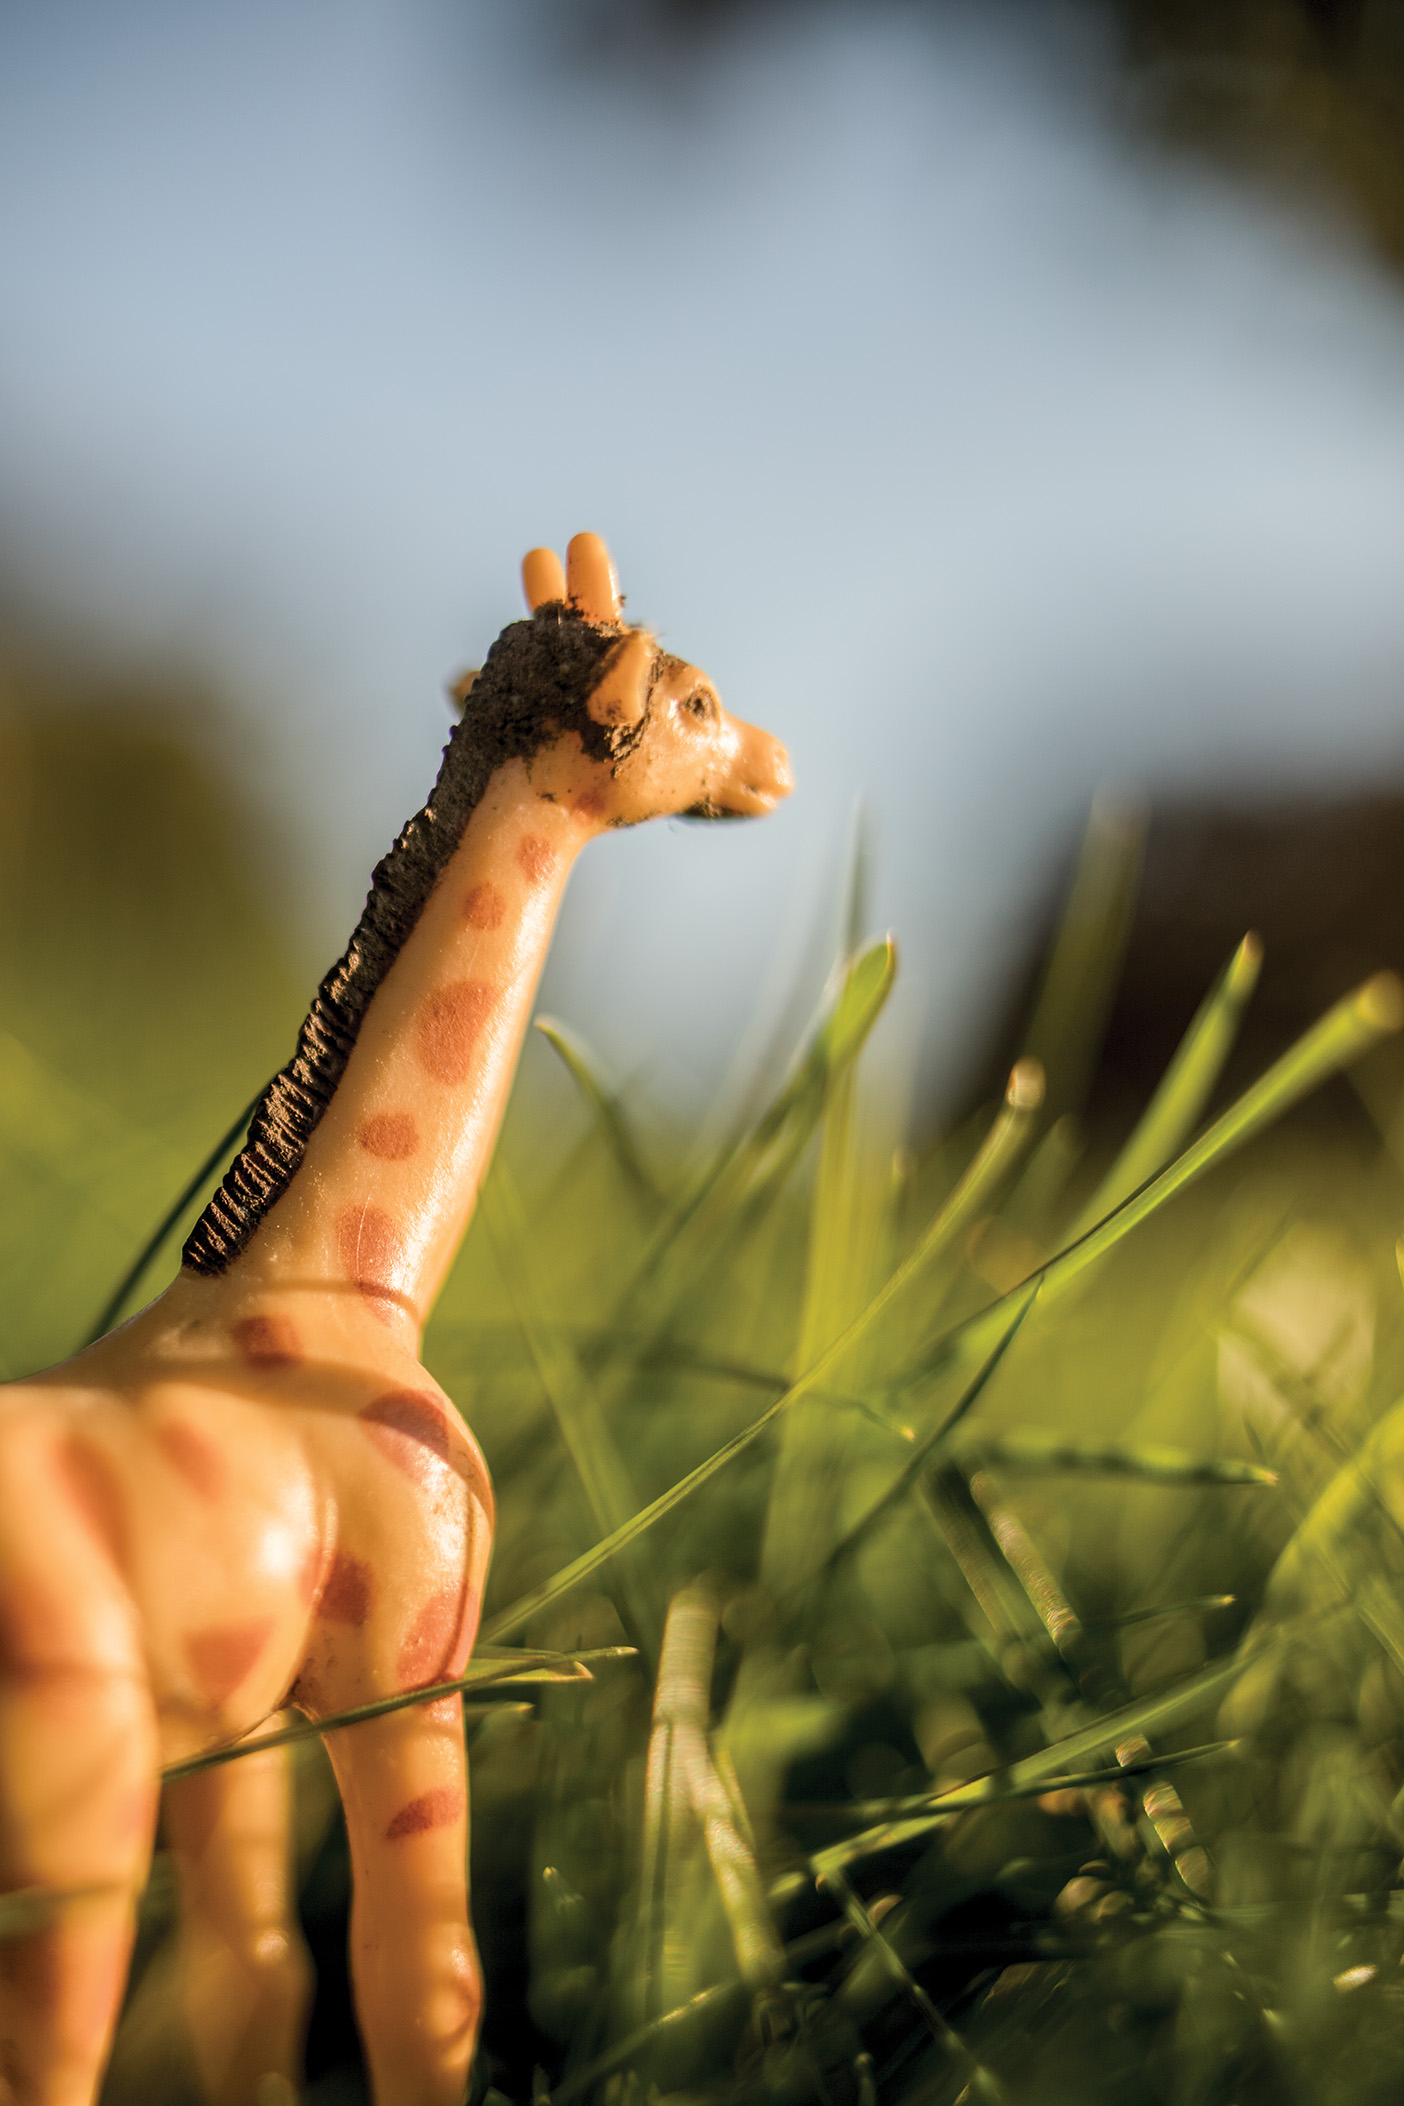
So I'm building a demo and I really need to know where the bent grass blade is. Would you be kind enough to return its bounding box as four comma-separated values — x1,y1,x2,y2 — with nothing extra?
534,1015,660,1204
618,937,897,1315
159,1646,634,1781
952,1431,1277,1486
1066,932,1262,1241
907,971,1404,1393
1023,791,1146,1125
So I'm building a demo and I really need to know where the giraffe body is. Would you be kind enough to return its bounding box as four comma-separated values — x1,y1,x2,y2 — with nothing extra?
0,536,791,2106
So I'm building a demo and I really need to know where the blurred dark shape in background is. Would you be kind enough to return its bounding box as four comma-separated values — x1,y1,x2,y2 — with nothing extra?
1107,1,1404,263
547,0,1404,267
1110,792,1404,1115
967,785,1404,1169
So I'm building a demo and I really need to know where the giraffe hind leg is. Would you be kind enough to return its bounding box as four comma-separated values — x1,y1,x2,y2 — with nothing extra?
0,1432,159,2106
163,1740,313,2106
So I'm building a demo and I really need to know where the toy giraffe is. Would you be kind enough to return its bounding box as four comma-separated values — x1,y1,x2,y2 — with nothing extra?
0,534,792,2106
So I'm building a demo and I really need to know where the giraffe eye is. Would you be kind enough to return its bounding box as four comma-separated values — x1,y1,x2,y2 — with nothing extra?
682,689,716,721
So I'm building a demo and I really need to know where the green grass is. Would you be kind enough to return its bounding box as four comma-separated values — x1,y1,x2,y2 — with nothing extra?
8,676,1404,2105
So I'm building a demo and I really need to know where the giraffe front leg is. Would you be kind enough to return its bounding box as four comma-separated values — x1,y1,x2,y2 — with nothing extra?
323,1702,478,2106
163,1737,313,2106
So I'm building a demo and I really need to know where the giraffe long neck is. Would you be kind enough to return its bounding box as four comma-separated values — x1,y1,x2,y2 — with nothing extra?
212,759,596,1338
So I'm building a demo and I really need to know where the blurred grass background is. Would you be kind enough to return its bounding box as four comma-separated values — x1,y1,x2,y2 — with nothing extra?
10,634,1404,2104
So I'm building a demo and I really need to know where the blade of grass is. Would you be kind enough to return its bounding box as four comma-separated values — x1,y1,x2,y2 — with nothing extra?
535,1016,660,1204
480,1165,643,1555
1023,790,1146,1125
1002,1112,1084,1234
759,984,888,1593
1066,933,1263,1241
1086,1595,1236,1630
818,1861,1002,2090
796,1293,1041,1599
799,1739,1240,1825
0,1882,125,1939
82,1084,265,1345
661,1582,787,1999
160,1647,633,1780
617,937,897,1321
952,1432,1277,1486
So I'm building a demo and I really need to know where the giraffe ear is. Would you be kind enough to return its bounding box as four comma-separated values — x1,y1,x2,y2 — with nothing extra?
587,629,653,731
446,668,479,717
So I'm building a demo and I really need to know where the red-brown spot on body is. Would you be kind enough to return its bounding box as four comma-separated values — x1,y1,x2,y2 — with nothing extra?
155,1420,225,1502
517,834,555,884
233,1314,303,1368
185,1619,275,1707
573,788,607,822
54,1436,125,1570
357,1110,419,1160
463,881,505,929
318,1551,373,1627
385,1785,465,1841
397,1580,470,1687
415,980,499,1085
337,1204,405,1306
359,1390,451,1482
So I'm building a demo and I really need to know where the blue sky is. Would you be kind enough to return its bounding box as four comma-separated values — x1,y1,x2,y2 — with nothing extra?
6,1,1404,1110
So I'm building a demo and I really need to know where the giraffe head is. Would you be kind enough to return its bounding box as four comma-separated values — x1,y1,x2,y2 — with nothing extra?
507,532,793,827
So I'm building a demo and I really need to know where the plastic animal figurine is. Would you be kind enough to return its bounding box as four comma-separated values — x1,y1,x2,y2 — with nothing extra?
0,533,792,2106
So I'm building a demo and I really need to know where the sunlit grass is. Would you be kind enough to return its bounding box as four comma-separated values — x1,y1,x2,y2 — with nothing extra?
7,688,1404,2104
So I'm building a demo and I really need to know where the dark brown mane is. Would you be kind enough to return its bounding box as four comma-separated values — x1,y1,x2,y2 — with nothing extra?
183,603,618,1276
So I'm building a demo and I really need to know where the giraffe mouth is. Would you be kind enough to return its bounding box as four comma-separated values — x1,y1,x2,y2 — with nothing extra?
682,799,750,821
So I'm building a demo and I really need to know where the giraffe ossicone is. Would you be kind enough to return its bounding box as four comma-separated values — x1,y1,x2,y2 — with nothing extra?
0,533,791,2106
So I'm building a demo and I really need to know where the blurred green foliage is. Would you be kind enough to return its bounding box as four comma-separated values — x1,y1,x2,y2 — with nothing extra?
0,644,302,1374
7,653,1404,2105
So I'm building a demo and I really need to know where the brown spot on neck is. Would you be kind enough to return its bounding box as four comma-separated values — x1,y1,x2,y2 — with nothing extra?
357,1110,419,1160
463,881,506,929
337,1204,406,1312
517,834,555,884
233,1314,303,1368
414,980,499,1085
